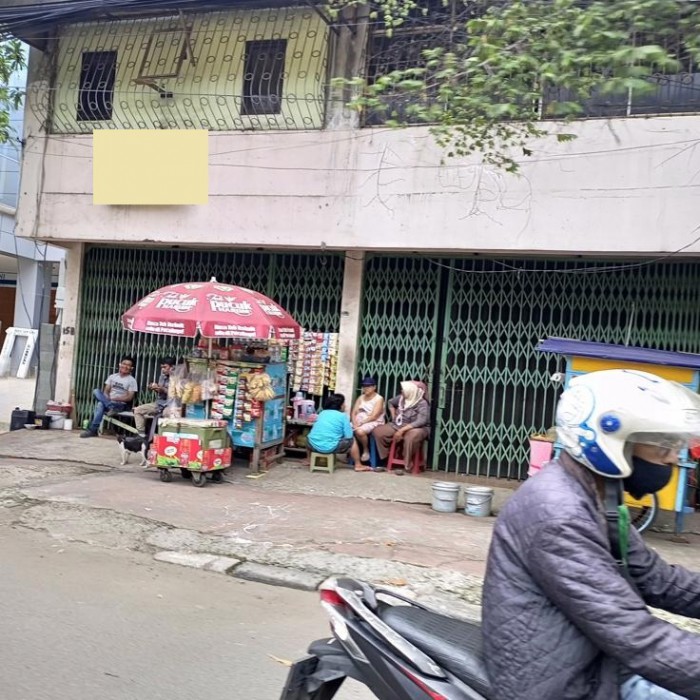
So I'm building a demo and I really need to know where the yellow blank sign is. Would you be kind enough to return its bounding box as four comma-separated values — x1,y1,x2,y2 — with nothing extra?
93,130,208,205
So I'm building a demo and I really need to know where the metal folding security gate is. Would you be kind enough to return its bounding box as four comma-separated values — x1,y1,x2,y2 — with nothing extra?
359,256,700,480
357,256,441,413
75,246,344,426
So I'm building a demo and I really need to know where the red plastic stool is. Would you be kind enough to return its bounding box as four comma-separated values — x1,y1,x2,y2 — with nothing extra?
386,438,426,474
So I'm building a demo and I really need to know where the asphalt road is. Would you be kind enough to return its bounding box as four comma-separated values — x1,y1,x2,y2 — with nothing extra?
0,523,372,700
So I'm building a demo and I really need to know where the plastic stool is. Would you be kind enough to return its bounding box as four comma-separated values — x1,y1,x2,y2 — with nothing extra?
310,451,336,474
387,439,426,474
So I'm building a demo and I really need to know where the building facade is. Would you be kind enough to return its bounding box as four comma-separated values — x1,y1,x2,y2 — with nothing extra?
3,0,700,476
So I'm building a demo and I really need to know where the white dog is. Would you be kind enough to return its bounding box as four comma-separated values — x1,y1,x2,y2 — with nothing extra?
117,435,148,467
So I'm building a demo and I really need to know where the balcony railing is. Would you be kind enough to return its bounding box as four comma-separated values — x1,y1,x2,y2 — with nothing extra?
29,6,329,133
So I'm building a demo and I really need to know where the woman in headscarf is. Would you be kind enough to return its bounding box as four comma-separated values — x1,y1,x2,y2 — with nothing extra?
373,380,430,472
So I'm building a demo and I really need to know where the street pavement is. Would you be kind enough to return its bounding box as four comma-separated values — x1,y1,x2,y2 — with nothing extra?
0,522,371,700
1,428,700,629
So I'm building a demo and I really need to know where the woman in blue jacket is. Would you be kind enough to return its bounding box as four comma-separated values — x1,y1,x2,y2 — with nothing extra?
307,393,367,471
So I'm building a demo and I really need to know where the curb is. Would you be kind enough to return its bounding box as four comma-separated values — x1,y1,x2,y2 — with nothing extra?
153,551,324,591
154,550,241,573
150,548,482,622
232,562,324,591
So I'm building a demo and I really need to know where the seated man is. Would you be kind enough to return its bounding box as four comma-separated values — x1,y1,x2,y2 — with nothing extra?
133,356,175,437
80,356,138,438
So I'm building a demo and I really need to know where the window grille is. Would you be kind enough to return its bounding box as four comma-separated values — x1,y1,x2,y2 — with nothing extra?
77,50,117,121
242,39,287,116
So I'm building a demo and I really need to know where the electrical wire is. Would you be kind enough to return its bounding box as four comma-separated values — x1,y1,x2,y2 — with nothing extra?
424,226,700,276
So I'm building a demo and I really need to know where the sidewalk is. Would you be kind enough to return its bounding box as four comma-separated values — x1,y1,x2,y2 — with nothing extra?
2,428,700,624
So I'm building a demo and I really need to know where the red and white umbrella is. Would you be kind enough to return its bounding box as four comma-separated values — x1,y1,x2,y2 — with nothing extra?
122,278,301,340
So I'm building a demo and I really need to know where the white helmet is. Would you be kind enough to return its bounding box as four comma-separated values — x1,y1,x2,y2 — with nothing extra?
556,369,700,478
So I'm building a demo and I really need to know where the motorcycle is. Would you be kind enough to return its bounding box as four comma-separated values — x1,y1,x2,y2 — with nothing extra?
279,576,493,700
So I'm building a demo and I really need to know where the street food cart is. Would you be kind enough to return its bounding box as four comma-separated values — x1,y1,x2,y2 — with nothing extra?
122,277,302,478
185,356,288,471
536,337,700,534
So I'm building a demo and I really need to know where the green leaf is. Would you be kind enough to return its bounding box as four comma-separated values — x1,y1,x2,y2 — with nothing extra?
328,0,700,174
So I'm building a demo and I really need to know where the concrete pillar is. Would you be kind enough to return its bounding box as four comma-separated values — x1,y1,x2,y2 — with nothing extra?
35,322,60,412
54,243,83,403
9,258,52,374
325,6,370,130
335,252,365,405
13,258,51,328
15,45,51,241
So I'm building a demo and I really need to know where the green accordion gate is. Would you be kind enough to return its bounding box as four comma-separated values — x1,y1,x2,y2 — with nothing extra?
359,256,700,480
75,246,344,426
77,248,700,477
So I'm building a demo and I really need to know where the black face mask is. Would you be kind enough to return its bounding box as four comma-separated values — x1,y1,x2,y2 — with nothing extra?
624,457,673,500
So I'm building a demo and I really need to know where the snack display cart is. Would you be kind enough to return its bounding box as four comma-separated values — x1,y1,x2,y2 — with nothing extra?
121,277,302,478
184,356,288,471
536,337,700,533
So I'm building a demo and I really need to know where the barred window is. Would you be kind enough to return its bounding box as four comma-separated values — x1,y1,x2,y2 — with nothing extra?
77,50,116,122
242,39,287,116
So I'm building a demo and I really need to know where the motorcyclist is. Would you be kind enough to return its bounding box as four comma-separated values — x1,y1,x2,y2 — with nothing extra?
483,369,700,699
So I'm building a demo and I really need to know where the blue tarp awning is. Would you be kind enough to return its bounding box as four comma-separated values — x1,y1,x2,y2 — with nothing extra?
535,337,700,370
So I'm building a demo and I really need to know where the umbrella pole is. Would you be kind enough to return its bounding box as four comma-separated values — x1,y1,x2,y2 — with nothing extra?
207,337,213,420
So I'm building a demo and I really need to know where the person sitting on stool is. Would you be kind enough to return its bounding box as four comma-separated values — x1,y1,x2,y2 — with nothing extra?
133,356,175,438
351,376,385,464
373,380,430,473
306,393,366,471
80,356,138,438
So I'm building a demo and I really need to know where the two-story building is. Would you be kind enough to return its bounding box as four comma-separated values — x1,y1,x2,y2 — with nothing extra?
3,0,700,478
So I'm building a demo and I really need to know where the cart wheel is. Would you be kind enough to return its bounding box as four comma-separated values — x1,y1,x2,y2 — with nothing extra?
211,470,224,483
191,471,206,488
159,469,173,483
180,468,192,480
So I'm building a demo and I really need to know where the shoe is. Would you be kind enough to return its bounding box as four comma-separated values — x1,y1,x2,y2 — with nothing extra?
80,430,97,438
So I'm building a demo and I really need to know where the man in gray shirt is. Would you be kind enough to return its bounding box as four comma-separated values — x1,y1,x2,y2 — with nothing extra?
81,356,138,437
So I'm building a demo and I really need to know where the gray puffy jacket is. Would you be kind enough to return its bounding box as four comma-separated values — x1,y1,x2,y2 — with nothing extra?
483,454,700,699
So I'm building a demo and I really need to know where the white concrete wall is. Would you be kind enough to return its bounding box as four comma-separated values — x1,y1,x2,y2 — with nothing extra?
16,115,700,256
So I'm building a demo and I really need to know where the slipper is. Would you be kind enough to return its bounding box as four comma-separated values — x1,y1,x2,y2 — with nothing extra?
354,465,373,472
371,466,386,472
